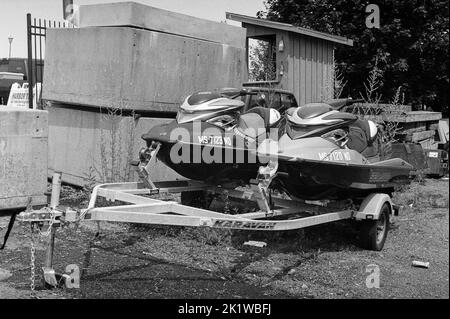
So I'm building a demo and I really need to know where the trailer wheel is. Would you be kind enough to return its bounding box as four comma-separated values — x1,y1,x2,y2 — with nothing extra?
359,203,390,251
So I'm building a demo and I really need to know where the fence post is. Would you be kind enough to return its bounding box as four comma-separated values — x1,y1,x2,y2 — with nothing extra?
27,13,33,109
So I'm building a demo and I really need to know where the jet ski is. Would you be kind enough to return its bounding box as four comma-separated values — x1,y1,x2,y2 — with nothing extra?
257,101,415,200
139,89,282,186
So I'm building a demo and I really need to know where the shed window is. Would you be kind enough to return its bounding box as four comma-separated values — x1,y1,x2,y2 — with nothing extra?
247,36,277,82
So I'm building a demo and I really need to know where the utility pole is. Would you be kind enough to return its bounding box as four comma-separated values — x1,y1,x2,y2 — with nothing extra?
8,37,13,59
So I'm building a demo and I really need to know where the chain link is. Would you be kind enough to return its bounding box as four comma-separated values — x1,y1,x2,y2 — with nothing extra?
37,208,55,237
29,226,36,295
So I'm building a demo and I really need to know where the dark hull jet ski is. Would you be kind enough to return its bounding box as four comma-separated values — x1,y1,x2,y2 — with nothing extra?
140,89,282,185
258,102,414,200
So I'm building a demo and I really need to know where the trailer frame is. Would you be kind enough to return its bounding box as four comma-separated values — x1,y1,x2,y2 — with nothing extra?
14,160,401,289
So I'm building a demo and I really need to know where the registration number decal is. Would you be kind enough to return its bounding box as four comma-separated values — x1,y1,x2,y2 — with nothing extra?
198,135,232,146
318,151,351,161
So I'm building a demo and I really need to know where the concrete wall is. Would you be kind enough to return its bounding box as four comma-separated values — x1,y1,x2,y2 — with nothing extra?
43,27,246,112
48,105,182,187
0,107,48,210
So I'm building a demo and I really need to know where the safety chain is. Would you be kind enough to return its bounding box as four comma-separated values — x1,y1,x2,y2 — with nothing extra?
29,225,37,296
28,208,57,296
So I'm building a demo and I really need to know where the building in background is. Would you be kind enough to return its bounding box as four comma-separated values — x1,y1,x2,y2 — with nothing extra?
226,12,353,106
0,58,43,105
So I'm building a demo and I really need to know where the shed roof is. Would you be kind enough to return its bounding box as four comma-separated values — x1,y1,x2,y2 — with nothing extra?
226,12,353,47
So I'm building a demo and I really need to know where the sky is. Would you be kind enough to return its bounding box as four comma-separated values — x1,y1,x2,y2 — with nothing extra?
0,0,266,58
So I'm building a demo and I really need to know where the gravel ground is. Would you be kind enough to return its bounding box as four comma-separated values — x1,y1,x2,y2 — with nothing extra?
0,178,448,299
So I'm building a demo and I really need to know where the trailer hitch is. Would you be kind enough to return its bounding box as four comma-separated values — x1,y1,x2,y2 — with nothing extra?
16,207,62,223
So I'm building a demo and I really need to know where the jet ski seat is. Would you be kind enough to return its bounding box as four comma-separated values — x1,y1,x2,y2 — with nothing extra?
347,119,379,156
236,107,281,140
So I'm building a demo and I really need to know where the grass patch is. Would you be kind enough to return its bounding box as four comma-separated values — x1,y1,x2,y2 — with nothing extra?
392,178,449,211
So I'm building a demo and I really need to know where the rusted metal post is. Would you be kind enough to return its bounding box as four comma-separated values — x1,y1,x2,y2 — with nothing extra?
26,13,33,109
44,172,62,270
49,172,62,210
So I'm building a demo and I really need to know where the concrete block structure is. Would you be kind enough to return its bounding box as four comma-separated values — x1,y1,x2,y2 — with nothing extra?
77,2,246,47
47,105,179,187
43,2,247,112
0,107,48,210
43,27,245,112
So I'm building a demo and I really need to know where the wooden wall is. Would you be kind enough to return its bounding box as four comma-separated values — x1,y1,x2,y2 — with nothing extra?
284,34,334,106
244,23,335,105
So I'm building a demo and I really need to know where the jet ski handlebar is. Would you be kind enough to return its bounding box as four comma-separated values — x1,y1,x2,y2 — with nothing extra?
226,89,258,99
326,98,364,110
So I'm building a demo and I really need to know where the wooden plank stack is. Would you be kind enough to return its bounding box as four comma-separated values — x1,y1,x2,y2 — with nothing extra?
395,112,443,150
348,103,445,149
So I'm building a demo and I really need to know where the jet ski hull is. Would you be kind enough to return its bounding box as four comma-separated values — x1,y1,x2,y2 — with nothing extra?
142,120,269,184
258,137,414,200
274,156,412,199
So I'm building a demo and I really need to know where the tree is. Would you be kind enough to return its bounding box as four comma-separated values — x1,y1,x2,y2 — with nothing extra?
248,39,277,82
257,0,449,115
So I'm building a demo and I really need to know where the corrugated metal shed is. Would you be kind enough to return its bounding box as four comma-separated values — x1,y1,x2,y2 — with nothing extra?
226,13,353,106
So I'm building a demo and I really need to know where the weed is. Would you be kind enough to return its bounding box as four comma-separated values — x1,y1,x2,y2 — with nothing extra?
321,54,347,101
82,100,137,190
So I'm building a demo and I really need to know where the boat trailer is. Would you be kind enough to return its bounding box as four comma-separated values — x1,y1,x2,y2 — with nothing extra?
13,160,402,289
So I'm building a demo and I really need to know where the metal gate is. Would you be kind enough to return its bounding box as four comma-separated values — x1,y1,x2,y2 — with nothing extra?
26,13,72,109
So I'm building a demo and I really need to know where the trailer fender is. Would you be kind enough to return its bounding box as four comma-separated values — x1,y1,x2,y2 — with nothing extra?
355,193,393,221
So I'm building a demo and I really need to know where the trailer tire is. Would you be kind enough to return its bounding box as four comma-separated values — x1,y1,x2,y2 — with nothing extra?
359,203,390,251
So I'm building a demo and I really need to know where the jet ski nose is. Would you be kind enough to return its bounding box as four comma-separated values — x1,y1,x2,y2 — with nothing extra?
141,123,171,144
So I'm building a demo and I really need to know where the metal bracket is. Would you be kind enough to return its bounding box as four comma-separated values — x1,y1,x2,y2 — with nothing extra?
133,143,161,189
16,207,61,224
250,160,279,214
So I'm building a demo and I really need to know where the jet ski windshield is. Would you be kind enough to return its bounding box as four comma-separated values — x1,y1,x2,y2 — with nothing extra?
177,91,245,124
187,92,222,105
286,122,341,140
186,89,245,106
296,103,333,119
